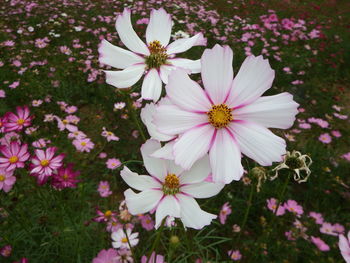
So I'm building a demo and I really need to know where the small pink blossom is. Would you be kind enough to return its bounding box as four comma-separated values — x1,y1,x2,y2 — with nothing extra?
219,202,232,224
309,212,324,225
331,130,341,138
310,236,330,251
92,248,118,263
267,198,285,216
320,222,338,236
98,181,112,197
0,168,16,192
0,245,12,257
73,138,94,152
141,252,164,263
0,141,30,171
101,127,119,142
228,250,242,261
3,106,33,132
299,123,311,129
52,164,80,189
140,214,154,231
106,158,121,170
341,152,350,161
319,133,332,144
284,200,303,216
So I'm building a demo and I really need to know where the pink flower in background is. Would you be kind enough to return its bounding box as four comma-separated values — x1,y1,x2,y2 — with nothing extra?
141,252,165,263
309,212,324,225
0,168,16,192
339,231,350,263
115,249,133,263
299,123,311,129
0,89,5,98
318,133,332,144
111,228,139,249
92,248,118,263
93,208,116,223
310,236,330,252
106,158,121,170
333,223,345,235
284,200,303,216
140,214,154,231
3,106,33,132
98,181,112,197
154,45,299,183
320,222,338,236
0,245,12,257
219,202,232,224
101,127,119,142
267,198,285,216
0,141,29,171
331,130,341,138
0,132,20,146
52,164,80,189
99,8,205,101
228,250,242,261
73,138,94,152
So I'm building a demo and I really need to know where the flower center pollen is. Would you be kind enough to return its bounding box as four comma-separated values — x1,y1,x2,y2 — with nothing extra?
121,237,128,243
0,175,5,181
17,119,25,125
40,159,50,167
9,156,18,164
104,210,112,218
207,104,233,129
163,173,180,195
145,40,168,69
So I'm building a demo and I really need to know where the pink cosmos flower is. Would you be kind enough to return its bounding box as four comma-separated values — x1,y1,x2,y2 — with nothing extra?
106,158,121,170
3,106,33,132
319,133,332,144
140,214,155,231
228,250,242,261
0,168,16,192
284,200,303,216
121,139,224,229
93,208,116,223
0,132,20,146
101,127,119,142
310,236,330,251
341,152,350,161
0,245,12,257
331,130,342,138
219,202,232,224
98,181,112,197
99,8,205,102
267,198,285,216
52,164,80,189
154,45,299,183
339,231,350,263
141,252,165,263
115,249,133,263
309,211,324,225
299,123,311,129
111,228,139,249
30,147,64,183
92,248,118,263
320,222,338,236
0,141,30,171
72,138,94,152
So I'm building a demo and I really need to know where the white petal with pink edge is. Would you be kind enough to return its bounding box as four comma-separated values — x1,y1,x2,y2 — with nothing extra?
234,92,299,129
209,129,244,183
201,44,233,104
168,58,201,74
229,121,286,166
98,39,143,69
155,195,180,228
121,166,161,191
179,154,211,184
173,125,214,170
141,139,166,181
124,189,163,215
115,9,149,55
177,194,216,229
151,140,176,160
141,69,162,102
166,33,205,54
104,64,145,88
181,181,224,198
146,8,172,47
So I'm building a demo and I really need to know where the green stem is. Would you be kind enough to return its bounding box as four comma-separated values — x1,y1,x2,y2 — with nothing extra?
147,219,165,263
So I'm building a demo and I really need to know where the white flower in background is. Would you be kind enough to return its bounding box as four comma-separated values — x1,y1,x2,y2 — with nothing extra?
154,44,299,184
339,231,350,263
121,139,224,229
99,8,206,102
111,228,139,249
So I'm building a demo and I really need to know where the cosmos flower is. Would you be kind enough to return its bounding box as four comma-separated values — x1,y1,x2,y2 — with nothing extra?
121,139,224,229
154,45,299,183
111,228,139,249
51,163,80,189
339,231,350,263
99,8,205,102
0,141,30,171
92,248,118,263
3,106,33,132
310,236,330,252
0,168,16,193
219,202,232,224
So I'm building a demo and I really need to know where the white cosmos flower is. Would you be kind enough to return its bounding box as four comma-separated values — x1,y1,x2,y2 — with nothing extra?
153,44,299,184
99,8,206,102
111,228,139,249
121,139,224,229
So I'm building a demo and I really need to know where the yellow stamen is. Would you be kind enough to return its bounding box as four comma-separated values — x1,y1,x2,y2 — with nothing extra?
40,159,50,167
9,156,18,164
121,237,128,243
163,173,180,195
0,175,5,181
62,174,69,180
104,210,112,218
207,104,233,129
145,40,168,69
81,142,87,146
17,119,25,125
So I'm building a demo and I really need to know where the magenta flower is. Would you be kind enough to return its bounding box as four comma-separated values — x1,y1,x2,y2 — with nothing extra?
52,164,80,189
0,245,12,257
267,198,285,216
141,252,165,263
309,211,324,225
0,168,16,192
0,141,30,171
319,133,332,144
98,181,112,197
284,200,303,216
310,236,330,252
339,231,350,263
320,222,338,236
93,208,116,223
72,138,94,152
154,45,299,183
3,106,33,132
92,248,118,263
140,214,155,231
106,158,121,170
30,147,64,183
219,202,232,224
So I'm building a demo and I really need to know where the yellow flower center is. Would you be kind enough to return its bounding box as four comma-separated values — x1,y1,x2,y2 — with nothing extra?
9,156,18,163
62,120,68,124
121,237,128,243
62,174,69,180
207,104,233,129
81,142,87,146
0,175,5,181
40,159,50,166
104,210,112,218
163,173,180,195
145,40,168,69
17,119,25,125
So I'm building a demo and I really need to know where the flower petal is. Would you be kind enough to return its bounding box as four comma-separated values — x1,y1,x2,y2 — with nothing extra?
177,194,216,229
181,181,224,198
141,69,162,102
116,9,149,55
166,69,211,112
146,8,172,47
98,39,144,69
151,140,175,160
154,104,208,136
226,55,275,108
155,195,180,228
166,33,205,54
209,129,244,183
201,44,233,104
234,92,299,129
169,58,201,74
173,125,214,170
141,139,166,181
104,64,145,88
229,121,286,166
179,154,211,184
121,166,161,191
159,65,174,84
124,189,163,215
